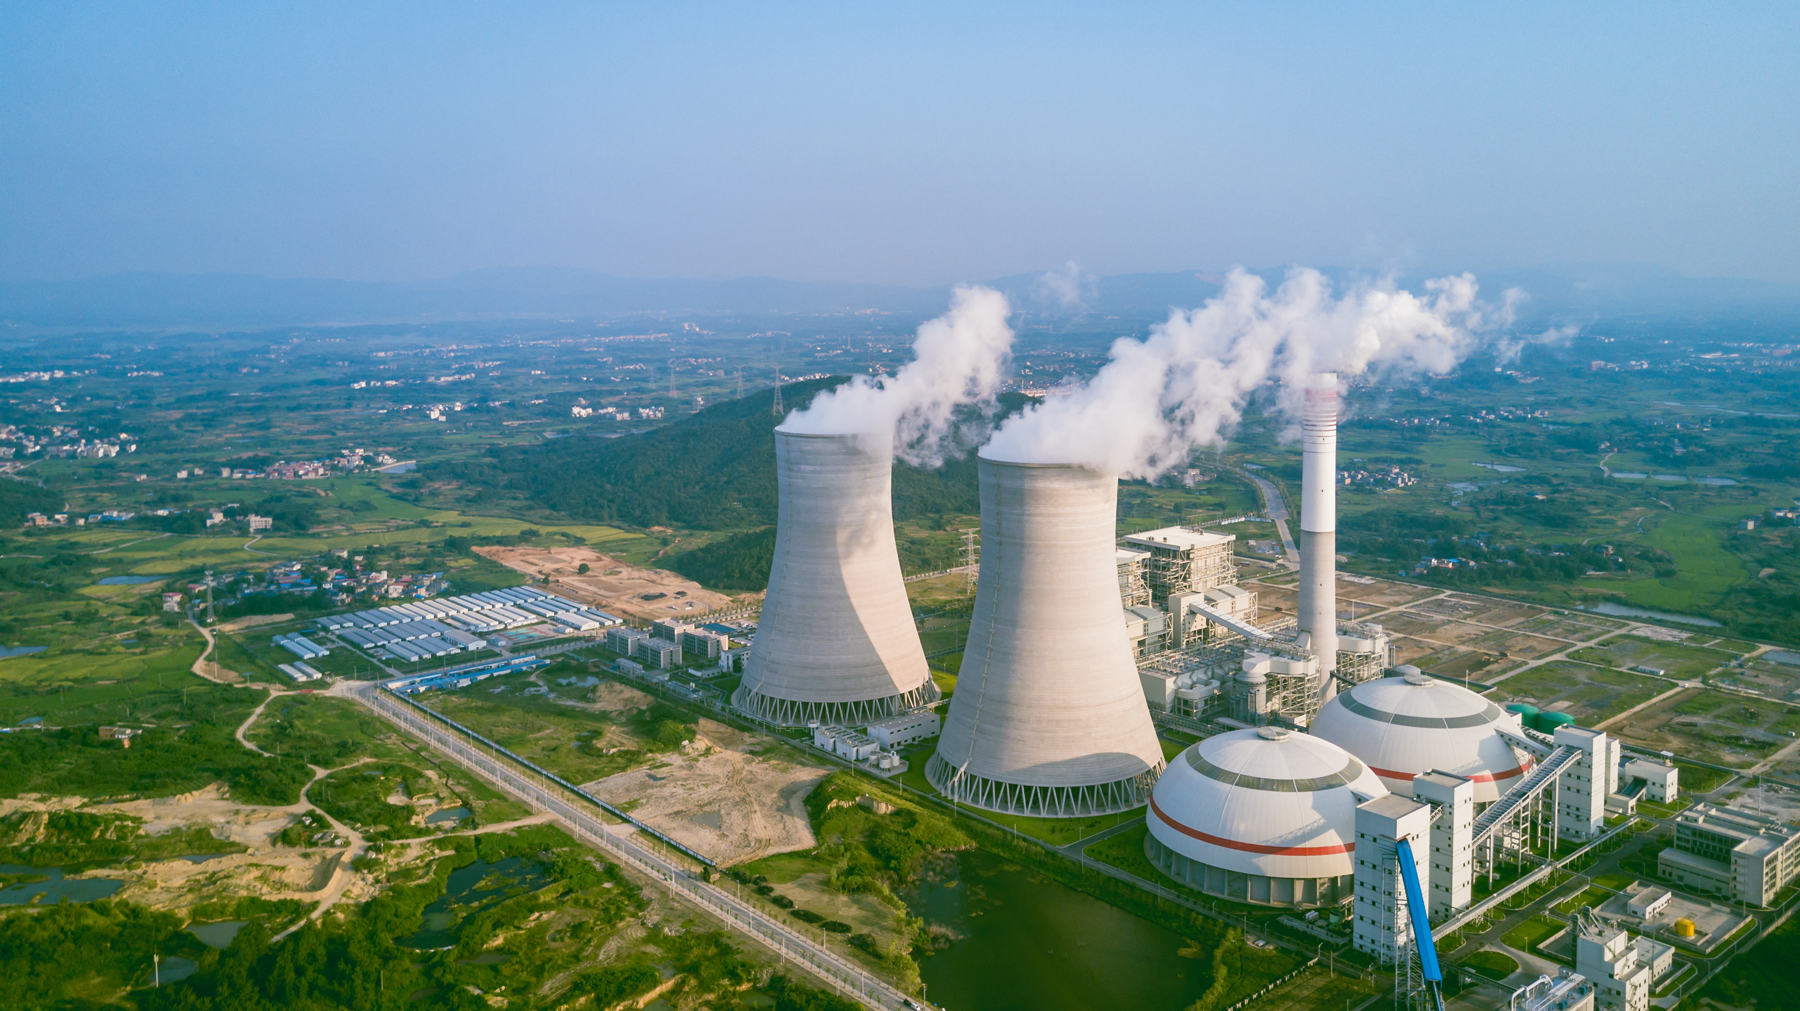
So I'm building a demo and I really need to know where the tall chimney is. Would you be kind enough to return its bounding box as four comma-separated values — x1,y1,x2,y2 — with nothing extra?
927,456,1166,817
1298,373,1339,694
733,429,938,725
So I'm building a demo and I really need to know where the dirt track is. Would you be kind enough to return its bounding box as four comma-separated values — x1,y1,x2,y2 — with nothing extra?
474,545,744,619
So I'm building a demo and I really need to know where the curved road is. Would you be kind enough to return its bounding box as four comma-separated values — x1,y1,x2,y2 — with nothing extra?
1241,468,1300,567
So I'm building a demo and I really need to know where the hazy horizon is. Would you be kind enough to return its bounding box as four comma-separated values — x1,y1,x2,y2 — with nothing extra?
3,3,1796,287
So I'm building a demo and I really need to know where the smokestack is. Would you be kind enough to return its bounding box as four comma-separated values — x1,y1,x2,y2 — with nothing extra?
733,430,938,725
927,456,1166,817
1298,373,1338,693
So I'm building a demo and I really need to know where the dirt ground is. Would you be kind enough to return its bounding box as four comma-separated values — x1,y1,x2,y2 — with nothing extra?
1,785,356,912
580,718,829,867
217,613,296,633
474,545,745,620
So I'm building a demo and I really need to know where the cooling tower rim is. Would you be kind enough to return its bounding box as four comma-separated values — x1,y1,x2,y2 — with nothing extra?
974,451,1106,471
772,426,888,439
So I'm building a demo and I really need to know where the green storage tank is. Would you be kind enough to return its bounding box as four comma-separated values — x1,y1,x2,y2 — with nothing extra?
1536,711,1576,733
1506,703,1540,727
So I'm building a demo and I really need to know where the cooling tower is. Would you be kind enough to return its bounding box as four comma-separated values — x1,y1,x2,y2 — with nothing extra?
1297,373,1339,691
926,456,1166,817
732,429,938,726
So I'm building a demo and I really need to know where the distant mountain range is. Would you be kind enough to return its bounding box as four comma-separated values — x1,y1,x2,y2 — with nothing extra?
2,262,1796,329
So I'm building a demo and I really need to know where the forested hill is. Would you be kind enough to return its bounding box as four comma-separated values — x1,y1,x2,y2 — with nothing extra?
431,377,1032,530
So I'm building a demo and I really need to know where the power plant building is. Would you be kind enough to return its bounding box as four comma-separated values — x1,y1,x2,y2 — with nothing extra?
929,457,1166,817
1146,726,1386,907
1120,527,1237,606
734,430,938,725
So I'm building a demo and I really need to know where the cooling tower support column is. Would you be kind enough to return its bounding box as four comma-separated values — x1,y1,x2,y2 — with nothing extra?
1298,373,1339,692
733,430,938,726
927,457,1167,817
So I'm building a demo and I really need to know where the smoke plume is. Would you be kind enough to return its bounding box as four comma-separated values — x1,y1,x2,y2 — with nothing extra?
781,285,1015,466
980,267,1518,476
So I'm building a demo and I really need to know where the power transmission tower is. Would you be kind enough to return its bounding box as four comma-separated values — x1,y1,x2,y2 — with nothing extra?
668,359,677,398
771,366,784,416
960,529,979,594
204,570,215,624
735,369,744,399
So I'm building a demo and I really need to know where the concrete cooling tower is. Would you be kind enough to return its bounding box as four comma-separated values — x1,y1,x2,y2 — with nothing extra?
732,429,938,726
1309,672,1533,804
1146,726,1388,907
927,456,1166,817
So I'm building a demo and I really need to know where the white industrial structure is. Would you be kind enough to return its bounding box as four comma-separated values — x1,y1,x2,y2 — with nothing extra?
928,457,1167,816
1310,672,1534,804
1146,726,1387,907
1297,372,1340,694
734,430,938,725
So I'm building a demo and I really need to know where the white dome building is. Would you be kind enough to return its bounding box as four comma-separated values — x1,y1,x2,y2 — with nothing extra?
1310,672,1533,804
1146,726,1388,907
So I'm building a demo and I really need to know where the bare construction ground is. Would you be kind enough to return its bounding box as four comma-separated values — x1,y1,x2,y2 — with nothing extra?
581,718,830,866
474,545,743,620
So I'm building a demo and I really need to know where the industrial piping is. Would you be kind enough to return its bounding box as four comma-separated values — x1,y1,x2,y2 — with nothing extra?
927,456,1166,817
733,429,938,725
1297,372,1339,697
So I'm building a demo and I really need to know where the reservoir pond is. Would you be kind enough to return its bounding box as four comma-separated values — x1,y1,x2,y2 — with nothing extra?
912,850,1219,1011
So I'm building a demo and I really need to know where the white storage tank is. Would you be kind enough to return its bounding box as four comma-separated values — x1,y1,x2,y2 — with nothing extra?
1147,726,1387,907
1310,672,1533,803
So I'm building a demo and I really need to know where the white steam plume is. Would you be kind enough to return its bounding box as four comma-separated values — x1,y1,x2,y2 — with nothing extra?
981,267,1518,476
781,285,1015,466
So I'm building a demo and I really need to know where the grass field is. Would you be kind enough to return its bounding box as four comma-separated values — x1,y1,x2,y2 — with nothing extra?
1572,634,1745,678
1457,949,1520,979
1490,661,1667,725
1500,915,1566,955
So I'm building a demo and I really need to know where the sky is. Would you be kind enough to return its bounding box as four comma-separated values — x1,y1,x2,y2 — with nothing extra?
2,2,1796,287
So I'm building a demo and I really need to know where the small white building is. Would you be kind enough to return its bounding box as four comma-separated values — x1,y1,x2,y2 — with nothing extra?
1622,759,1679,803
834,731,878,762
1626,887,1672,921
866,710,940,750
247,514,273,532
810,724,879,763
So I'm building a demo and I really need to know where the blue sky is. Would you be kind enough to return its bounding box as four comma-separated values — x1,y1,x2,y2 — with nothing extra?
2,2,1795,285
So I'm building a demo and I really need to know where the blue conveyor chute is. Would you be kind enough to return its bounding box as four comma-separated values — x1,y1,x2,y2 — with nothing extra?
1395,838,1446,1011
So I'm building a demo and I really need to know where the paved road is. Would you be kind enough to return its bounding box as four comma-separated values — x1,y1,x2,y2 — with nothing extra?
345,683,911,1011
1241,469,1299,567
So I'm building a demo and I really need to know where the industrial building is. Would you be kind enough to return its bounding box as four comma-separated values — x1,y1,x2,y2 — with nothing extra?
928,457,1167,816
1659,802,1800,906
1119,526,1237,606
1573,907,1673,1011
734,430,938,725
1146,726,1387,907
866,710,939,750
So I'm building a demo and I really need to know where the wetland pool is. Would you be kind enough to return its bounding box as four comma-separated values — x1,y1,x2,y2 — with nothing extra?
912,851,1227,1011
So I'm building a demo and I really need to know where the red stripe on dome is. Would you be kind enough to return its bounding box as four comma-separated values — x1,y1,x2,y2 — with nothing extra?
1149,796,1355,856
1366,759,1533,784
